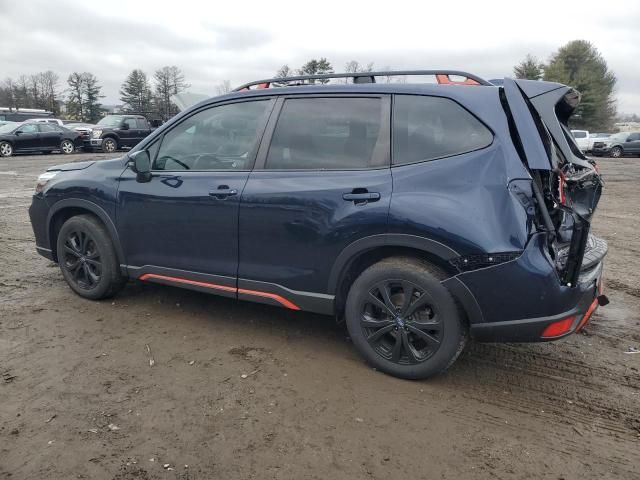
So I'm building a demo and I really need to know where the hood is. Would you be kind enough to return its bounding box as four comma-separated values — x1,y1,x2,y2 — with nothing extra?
47,160,95,172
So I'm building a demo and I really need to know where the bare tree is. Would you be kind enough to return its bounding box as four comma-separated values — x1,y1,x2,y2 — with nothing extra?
215,80,232,96
153,66,190,120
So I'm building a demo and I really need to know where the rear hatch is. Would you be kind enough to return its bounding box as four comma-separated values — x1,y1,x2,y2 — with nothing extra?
502,78,604,287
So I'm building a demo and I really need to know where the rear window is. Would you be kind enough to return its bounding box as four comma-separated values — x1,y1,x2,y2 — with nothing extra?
572,131,587,139
392,95,493,165
265,97,385,170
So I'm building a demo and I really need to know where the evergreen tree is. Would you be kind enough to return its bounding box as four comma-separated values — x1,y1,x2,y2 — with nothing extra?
298,58,333,83
120,69,153,113
66,72,103,122
543,40,616,130
513,54,544,80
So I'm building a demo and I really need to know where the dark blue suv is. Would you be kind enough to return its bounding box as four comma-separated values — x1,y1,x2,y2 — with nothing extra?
29,70,608,379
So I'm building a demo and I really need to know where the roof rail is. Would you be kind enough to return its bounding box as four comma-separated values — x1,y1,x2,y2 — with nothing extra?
233,70,492,91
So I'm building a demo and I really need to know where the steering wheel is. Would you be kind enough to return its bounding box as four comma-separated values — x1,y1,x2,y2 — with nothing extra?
158,155,190,170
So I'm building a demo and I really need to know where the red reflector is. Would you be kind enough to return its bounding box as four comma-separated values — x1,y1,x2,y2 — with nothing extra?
541,316,576,338
576,299,598,332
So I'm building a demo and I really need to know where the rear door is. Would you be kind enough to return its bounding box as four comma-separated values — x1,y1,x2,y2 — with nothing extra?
237,95,391,311
38,123,63,149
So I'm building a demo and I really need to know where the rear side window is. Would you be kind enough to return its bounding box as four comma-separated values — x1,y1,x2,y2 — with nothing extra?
393,95,493,165
265,97,385,170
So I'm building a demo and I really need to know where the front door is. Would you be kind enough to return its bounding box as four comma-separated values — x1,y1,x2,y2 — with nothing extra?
14,123,40,151
117,98,274,291
121,118,139,147
238,95,392,310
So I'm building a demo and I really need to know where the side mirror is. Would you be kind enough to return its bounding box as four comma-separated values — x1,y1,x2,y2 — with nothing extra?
15,130,23,135
129,150,151,183
121,122,130,130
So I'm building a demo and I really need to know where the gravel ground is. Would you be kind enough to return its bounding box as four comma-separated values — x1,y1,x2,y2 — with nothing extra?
1,152,639,480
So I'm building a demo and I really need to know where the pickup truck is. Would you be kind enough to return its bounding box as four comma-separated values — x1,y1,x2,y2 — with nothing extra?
88,115,159,153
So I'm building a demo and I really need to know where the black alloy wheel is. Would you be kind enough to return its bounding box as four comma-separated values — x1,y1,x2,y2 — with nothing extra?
360,280,442,364
61,229,102,290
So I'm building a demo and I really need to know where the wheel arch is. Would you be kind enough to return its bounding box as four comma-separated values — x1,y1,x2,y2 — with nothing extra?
47,199,126,269
329,234,466,319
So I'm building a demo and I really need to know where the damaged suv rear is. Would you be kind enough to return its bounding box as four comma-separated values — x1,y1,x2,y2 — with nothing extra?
29,71,608,379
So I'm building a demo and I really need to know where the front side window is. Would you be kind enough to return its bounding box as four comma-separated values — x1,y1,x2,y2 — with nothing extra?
19,123,39,134
124,118,137,129
393,95,493,165
38,124,58,132
265,97,385,170
153,100,269,171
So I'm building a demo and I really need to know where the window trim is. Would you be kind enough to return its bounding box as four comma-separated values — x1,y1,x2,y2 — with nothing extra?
149,97,277,173
390,93,495,167
253,94,391,172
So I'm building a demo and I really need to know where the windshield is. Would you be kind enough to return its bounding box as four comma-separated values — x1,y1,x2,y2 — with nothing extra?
0,122,20,134
97,116,124,127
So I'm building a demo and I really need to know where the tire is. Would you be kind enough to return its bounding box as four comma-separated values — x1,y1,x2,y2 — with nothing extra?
610,146,623,158
0,141,13,157
60,139,75,155
56,214,126,300
102,137,117,153
345,257,467,379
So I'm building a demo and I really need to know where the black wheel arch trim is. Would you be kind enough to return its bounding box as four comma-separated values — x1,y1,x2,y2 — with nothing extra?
46,198,126,269
328,233,460,294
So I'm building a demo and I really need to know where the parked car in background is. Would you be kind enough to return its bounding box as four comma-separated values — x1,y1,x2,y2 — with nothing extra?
65,122,96,151
28,71,607,380
0,120,17,127
571,130,590,152
592,131,640,157
0,107,54,122
0,121,81,157
29,118,66,127
88,115,156,153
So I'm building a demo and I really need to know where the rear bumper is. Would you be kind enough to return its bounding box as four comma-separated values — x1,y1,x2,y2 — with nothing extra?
447,232,607,343
470,263,604,342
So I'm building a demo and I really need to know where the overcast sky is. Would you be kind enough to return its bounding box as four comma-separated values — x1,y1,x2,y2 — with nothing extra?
1,0,639,113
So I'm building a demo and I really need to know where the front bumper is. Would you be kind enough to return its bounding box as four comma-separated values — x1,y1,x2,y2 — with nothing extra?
591,146,611,156
29,195,54,261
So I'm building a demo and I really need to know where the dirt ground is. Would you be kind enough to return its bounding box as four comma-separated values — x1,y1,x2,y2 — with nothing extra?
1,152,638,480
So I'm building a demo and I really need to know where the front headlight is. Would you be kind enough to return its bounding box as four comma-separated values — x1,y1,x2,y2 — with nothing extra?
35,171,58,193
92,129,102,139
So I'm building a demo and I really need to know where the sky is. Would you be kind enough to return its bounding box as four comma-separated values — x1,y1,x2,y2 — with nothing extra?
1,0,639,113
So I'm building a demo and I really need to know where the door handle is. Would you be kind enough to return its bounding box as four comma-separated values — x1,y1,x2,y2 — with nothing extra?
209,185,238,199
342,190,381,204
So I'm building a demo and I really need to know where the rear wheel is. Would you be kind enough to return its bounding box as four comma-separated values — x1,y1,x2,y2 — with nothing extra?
102,138,117,153
610,146,623,158
56,215,125,300
345,257,467,379
0,141,13,157
60,139,75,154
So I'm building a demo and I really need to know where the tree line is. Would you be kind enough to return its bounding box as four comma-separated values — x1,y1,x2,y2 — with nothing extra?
513,40,617,130
0,66,191,123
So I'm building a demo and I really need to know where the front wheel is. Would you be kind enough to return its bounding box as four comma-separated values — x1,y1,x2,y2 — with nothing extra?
345,257,467,379
0,141,13,157
610,146,623,158
102,138,117,153
60,139,75,154
56,215,125,300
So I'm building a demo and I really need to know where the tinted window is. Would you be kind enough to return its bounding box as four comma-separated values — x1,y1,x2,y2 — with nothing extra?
265,97,384,170
153,100,269,171
124,118,137,129
393,95,493,165
38,124,58,132
19,123,38,133
628,133,640,141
